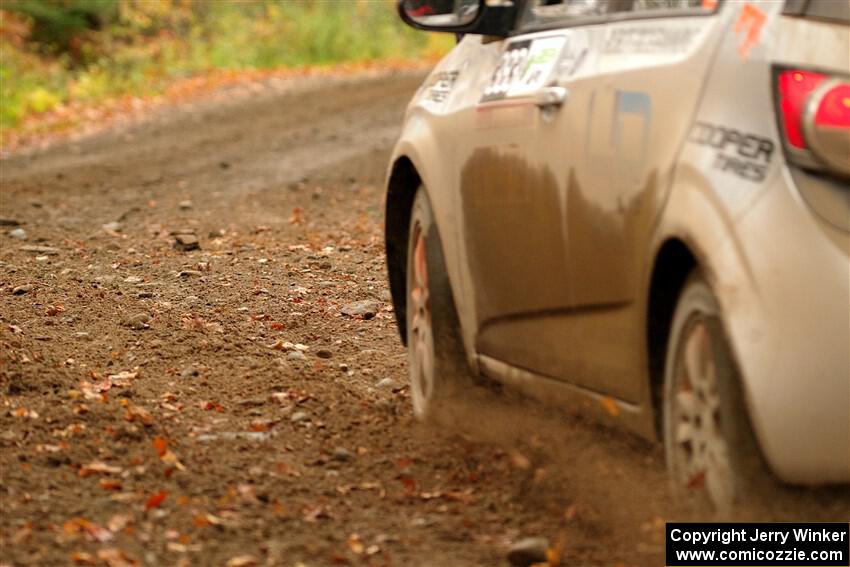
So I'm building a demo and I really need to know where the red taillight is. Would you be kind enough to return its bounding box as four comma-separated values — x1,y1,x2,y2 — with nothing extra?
775,67,850,178
814,83,850,128
777,69,826,149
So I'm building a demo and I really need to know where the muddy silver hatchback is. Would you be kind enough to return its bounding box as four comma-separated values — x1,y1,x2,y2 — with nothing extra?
384,0,849,512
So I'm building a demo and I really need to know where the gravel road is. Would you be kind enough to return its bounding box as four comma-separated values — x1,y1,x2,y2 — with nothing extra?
1,69,846,567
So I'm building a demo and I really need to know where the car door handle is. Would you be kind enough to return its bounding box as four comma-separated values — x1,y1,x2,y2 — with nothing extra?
535,87,569,109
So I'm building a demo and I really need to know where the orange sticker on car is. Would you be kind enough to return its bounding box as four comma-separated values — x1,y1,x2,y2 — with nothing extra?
734,3,767,59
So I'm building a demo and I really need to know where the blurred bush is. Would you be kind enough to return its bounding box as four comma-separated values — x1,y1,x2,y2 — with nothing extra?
0,0,451,131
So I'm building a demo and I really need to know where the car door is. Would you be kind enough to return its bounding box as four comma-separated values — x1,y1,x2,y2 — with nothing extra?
472,0,728,401
457,31,575,333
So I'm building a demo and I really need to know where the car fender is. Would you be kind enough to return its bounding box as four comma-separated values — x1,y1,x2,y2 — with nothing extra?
387,119,480,373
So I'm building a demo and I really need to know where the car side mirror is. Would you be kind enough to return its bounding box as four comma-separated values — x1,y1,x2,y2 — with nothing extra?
398,0,518,37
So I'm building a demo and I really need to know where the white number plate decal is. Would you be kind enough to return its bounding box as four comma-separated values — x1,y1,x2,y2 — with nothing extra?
481,36,566,102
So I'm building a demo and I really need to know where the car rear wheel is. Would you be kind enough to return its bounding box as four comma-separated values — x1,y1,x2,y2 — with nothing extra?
663,273,767,515
406,187,472,420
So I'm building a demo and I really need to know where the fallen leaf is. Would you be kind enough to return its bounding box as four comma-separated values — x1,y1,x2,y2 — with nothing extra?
124,404,155,426
302,504,331,523
509,450,531,470
108,369,139,387
152,437,168,458
346,533,364,554
399,475,417,494
107,514,130,532
225,555,258,567
144,491,168,510
546,535,566,566
97,547,139,567
161,449,186,471
193,513,222,528
46,304,66,316
71,551,98,565
79,462,123,477
199,401,224,412
12,522,32,544
99,479,123,490
288,207,305,225
63,517,113,542
11,407,38,419
600,396,620,417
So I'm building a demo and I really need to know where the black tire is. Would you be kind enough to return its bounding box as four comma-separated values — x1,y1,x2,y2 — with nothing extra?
663,273,768,515
406,187,472,420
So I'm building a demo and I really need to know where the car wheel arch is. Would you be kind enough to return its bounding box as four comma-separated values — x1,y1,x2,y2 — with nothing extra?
646,238,697,437
385,156,422,346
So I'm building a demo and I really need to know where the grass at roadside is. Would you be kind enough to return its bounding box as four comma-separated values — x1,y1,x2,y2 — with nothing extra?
0,1,452,141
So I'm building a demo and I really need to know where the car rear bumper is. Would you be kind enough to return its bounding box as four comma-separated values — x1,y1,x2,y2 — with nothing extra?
723,168,849,485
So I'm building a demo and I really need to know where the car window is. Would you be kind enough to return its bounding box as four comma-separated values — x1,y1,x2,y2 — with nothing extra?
525,0,714,29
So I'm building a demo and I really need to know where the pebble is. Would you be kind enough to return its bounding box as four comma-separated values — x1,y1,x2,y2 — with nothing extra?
506,537,550,567
174,233,200,251
19,245,59,255
178,270,203,277
179,200,193,210
315,349,333,359
376,378,397,389
287,351,307,362
180,366,200,379
137,291,154,299
331,447,353,462
8,228,27,240
12,284,33,295
102,221,122,233
290,411,309,423
123,312,151,330
341,300,381,319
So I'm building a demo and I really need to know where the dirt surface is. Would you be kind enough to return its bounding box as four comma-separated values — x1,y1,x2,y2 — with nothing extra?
1,70,847,567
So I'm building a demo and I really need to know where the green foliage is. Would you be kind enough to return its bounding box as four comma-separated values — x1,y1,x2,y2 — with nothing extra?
0,0,451,133
4,0,118,53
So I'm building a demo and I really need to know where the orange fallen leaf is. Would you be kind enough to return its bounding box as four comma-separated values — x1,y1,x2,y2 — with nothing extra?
63,517,113,542
12,407,38,419
124,404,155,426
288,207,305,225
199,400,224,412
152,437,168,457
46,304,66,316
399,475,417,494
346,533,365,554
600,396,620,417
99,479,123,490
546,535,566,566
144,491,167,510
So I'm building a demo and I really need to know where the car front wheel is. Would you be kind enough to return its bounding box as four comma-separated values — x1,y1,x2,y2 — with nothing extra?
663,273,767,515
406,187,472,421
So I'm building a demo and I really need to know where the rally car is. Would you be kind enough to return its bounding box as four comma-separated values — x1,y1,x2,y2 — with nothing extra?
384,0,849,512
